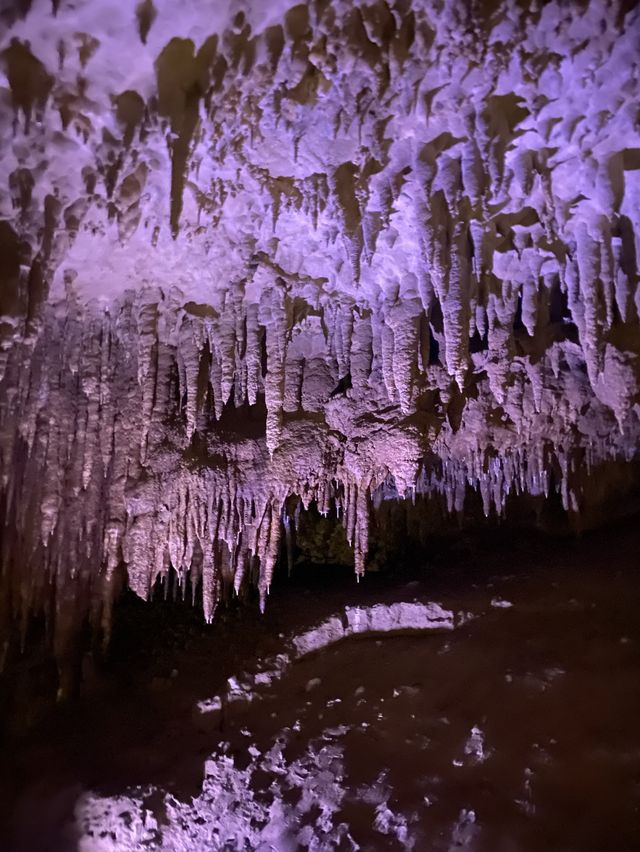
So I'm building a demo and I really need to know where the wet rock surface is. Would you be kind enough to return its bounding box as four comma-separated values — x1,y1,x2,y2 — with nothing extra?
2,524,640,851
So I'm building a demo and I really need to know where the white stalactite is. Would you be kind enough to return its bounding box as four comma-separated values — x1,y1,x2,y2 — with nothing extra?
0,0,637,665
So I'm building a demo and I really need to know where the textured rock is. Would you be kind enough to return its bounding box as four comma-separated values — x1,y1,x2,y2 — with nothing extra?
0,0,639,670
194,600,454,730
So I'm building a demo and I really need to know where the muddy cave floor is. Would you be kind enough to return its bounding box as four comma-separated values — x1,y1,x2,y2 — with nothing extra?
2,522,640,851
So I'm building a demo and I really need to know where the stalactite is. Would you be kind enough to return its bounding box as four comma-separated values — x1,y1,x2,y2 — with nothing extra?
575,221,605,385
259,279,288,455
0,0,638,675
386,298,422,415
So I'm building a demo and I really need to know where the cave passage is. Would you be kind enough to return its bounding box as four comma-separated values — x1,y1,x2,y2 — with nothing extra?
1,0,640,848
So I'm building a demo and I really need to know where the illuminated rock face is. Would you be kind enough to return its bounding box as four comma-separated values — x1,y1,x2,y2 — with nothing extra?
0,0,639,664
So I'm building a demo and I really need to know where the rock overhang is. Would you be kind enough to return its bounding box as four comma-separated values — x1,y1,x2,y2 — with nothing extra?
0,0,639,667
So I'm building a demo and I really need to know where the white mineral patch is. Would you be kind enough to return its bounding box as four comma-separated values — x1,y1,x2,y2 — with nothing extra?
293,616,346,657
345,601,454,634
196,696,221,715
491,597,514,609
463,725,491,764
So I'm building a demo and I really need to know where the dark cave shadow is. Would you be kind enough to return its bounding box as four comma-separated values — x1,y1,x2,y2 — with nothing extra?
2,515,640,851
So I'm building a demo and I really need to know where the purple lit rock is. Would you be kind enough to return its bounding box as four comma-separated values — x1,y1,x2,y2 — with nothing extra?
0,0,639,666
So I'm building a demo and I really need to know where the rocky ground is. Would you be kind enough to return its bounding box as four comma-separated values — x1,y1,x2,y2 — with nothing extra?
2,521,640,851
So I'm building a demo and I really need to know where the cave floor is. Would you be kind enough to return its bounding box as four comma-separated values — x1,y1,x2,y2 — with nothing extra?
2,523,640,851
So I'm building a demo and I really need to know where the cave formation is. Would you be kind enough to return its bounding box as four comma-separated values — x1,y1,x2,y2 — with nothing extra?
0,0,640,852
2,0,639,667
1,0,640,846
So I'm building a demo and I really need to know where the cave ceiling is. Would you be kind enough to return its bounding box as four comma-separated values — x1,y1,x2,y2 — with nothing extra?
0,0,639,655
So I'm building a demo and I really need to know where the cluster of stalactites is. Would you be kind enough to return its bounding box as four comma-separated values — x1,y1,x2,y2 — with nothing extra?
1,282,639,675
1,0,640,673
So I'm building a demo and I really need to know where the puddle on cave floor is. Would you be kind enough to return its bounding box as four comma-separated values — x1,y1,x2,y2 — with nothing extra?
3,527,640,851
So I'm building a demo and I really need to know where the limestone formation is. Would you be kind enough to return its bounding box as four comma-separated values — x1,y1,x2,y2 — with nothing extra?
0,0,639,672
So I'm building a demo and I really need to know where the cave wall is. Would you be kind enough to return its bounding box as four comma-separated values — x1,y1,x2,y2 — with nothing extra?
1,0,640,667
